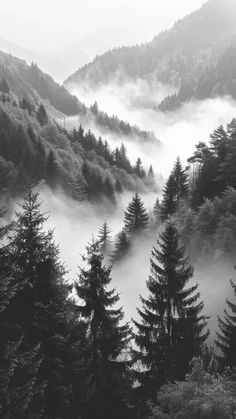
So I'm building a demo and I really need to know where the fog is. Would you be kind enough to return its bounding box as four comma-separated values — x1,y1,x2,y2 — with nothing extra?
69,79,236,176
0,0,206,80
37,186,235,343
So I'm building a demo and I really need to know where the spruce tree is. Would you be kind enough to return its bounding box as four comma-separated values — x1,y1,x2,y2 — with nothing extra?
36,103,48,126
110,230,131,265
0,208,43,418
134,158,145,178
124,193,149,236
75,240,133,419
216,279,236,367
133,222,208,404
161,158,188,220
98,221,112,256
9,188,78,417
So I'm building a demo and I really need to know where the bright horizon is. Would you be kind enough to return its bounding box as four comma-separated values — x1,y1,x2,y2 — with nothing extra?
1,0,206,54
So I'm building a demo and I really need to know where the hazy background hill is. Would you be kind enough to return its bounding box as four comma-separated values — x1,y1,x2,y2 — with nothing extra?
64,0,236,110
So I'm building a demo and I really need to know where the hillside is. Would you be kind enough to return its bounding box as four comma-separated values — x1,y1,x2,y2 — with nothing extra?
64,0,236,110
0,64,157,206
0,50,157,143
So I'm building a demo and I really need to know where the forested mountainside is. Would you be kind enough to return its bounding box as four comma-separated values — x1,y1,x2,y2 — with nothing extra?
0,77,156,206
65,0,236,110
156,117,236,263
2,117,236,418
0,50,157,142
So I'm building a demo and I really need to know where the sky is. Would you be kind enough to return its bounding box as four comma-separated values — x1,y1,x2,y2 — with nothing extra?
1,0,206,54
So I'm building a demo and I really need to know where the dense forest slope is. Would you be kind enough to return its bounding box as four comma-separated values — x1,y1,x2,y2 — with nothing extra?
0,57,157,205
0,50,157,142
64,0,236,110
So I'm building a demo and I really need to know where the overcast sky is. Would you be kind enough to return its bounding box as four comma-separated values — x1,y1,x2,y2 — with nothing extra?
1,0,206,53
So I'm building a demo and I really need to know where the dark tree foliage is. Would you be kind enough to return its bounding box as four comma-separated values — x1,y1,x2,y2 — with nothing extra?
124,193,149,236
134,158,146,178
133,222,208,405
8,188,82,418
161,157,188,220
216,279,236,368
0,78,10,94
0,208,43,418
20,98,35,115
36,103,48,126
98,221,112,256
110,230,131,265
75,241,134,419
188,120,236,208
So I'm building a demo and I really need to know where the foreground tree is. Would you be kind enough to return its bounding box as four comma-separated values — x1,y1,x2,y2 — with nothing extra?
0,208,43,418
76,240,134,419
216,279,236,368
9,188,80,417
124,193,149,237
133,222,208,407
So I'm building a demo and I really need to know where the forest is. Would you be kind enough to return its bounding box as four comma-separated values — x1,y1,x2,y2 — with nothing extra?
0,78,156,208
1,0,236,416
1,114,236,418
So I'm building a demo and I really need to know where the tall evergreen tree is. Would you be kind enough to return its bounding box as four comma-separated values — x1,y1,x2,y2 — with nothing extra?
124,193,149,236
9,188,79,417
133,222,208,405
98,221,112,256
75,240,133,419
0,208,43,418
36,103,48,126
134,158,145,178
216,279,236,368
161,158,188,220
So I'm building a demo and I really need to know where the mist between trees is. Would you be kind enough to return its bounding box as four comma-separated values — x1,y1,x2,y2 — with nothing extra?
1,171,236,418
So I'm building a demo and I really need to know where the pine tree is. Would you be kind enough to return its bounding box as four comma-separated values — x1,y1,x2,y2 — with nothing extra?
36,103,48,126
9,188,78,417
133,222,208,404
98,221,112,256
0,208,43,418
161,158,188,220
216,279,236,368
124,193,149,237
46,149,59,189
110,230,131,265
75,240,133,419
134,158,145,178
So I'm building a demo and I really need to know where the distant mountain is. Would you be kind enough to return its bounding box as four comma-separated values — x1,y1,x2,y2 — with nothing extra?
0,50,157,142
64,0,236,110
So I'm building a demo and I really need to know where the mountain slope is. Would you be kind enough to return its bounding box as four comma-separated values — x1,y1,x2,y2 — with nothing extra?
0,50,157,142
0,53,157,206
64,0,236,109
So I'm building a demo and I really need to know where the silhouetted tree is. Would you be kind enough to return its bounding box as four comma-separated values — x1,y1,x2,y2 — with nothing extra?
216,279,236,368
161,158,188,220
124,193,149,236
76,240,133,419
133,222,208,406
36,103,48,126
98,221,112,256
